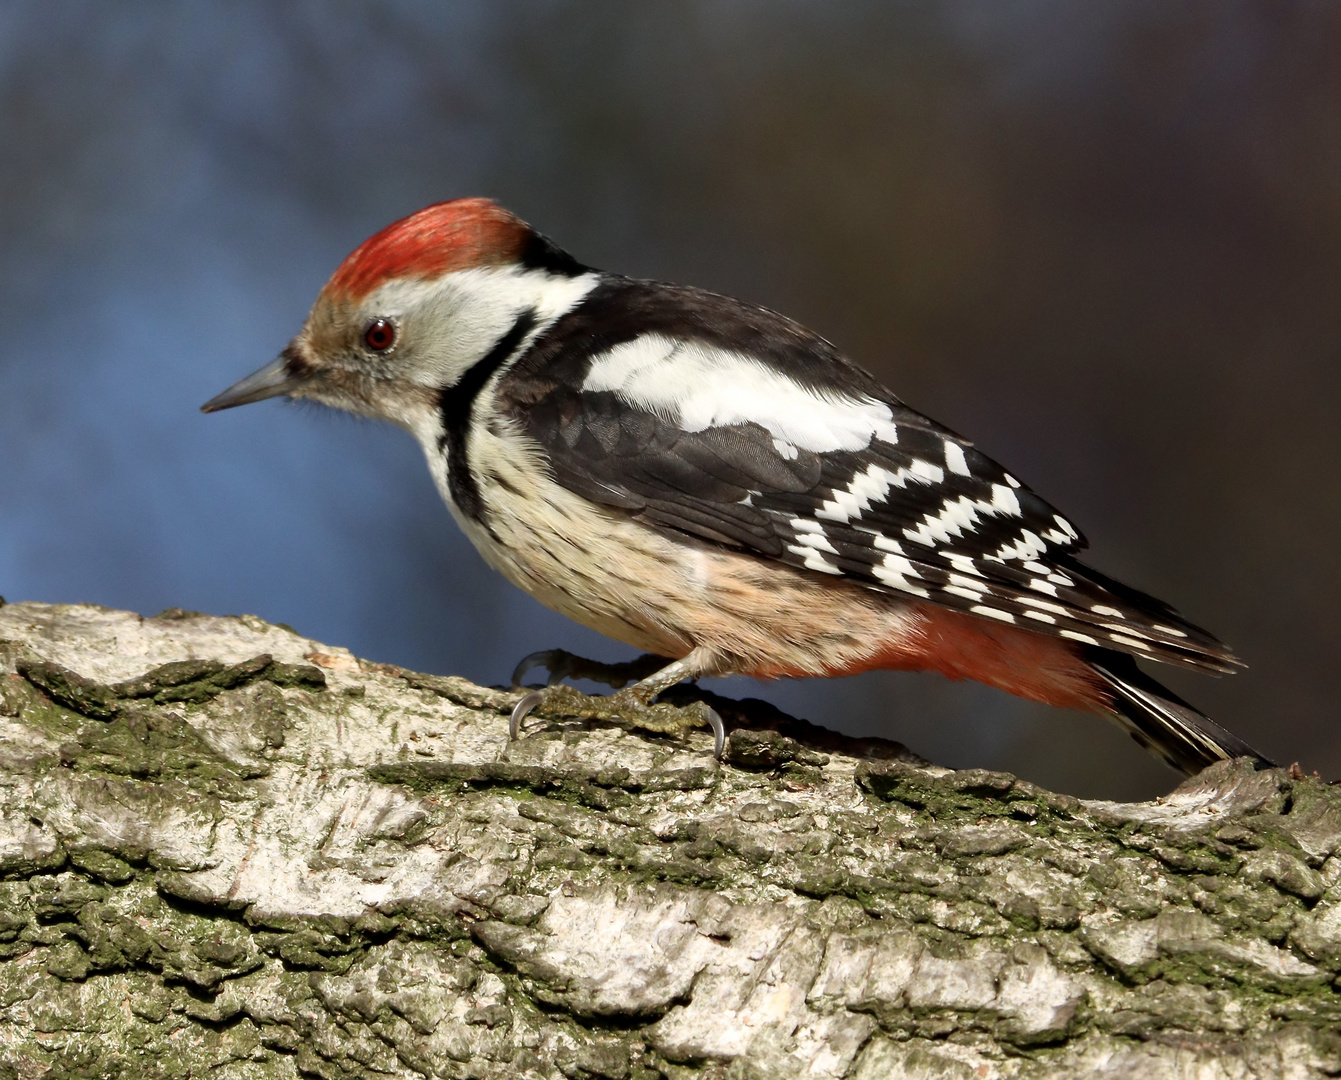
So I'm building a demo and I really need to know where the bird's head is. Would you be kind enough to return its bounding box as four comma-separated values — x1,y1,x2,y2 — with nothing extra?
201,198,591,438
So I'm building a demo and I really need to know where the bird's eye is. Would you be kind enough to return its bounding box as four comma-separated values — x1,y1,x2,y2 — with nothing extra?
363,318,396,352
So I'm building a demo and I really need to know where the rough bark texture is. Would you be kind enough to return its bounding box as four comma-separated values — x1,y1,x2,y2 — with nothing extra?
0,601,1340,1079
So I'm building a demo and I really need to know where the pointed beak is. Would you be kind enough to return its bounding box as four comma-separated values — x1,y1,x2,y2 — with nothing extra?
200,354,302,413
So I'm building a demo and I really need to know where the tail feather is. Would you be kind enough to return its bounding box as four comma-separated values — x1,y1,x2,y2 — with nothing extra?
1088,651,1274,776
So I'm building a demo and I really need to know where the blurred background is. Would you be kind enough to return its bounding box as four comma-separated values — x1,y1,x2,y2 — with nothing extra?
1,2,1338,800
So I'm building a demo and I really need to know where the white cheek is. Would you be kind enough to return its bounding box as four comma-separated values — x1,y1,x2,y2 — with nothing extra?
366,267,598,392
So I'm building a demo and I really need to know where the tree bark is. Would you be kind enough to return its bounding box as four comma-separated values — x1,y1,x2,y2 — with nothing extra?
0,600,1339,1079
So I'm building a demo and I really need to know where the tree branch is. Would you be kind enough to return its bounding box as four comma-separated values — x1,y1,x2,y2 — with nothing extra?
0,600,1339,1078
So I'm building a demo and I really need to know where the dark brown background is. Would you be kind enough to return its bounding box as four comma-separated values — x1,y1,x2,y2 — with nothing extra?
1,2,1337,799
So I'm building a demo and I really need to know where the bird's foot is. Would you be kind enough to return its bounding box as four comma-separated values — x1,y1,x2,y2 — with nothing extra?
509,682,725,759
510,649,670,692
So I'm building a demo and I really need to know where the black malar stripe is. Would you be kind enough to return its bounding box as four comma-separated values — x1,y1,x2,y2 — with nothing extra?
438,308,538,523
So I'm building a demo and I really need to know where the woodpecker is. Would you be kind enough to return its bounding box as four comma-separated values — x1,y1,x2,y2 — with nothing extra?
203,198,1271,775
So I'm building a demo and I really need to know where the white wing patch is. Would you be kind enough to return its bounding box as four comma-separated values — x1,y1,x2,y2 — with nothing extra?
899,486,1024,550
873,552,930,597
814,461,948,523
944,440,970,476
582,335,901,453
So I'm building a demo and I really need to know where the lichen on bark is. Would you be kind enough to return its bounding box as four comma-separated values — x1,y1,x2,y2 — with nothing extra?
0,600,1339,1079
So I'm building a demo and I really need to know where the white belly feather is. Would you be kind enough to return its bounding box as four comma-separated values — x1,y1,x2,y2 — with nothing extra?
418,415,918,676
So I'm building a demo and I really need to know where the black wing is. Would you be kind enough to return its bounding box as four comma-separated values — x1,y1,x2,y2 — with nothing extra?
497,278,1237,673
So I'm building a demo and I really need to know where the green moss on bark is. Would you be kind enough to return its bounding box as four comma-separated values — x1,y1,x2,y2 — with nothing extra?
2,602,1341,1079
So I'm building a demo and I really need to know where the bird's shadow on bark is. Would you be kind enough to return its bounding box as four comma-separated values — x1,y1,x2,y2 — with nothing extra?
666,682,931,768
506,646,926,768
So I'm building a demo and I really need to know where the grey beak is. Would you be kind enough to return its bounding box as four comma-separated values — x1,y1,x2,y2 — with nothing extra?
200,356,299,413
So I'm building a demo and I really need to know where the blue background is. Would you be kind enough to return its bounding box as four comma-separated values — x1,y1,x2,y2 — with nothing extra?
3,3,1339,799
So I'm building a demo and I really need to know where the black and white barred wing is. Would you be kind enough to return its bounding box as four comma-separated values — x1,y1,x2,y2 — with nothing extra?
502,298,1236,673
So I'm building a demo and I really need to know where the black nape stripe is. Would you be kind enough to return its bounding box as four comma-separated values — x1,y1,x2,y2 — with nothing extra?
519,232,589,278
439,309,537,522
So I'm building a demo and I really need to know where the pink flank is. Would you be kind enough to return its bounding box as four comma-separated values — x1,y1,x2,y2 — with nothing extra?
875,604,1110,714
745,603,1110,716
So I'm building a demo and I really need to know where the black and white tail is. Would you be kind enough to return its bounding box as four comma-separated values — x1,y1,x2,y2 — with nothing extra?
1089,651,1274,776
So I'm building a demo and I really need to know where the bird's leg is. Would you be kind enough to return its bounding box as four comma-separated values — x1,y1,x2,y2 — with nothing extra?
510,649,671,692
509,646,728,758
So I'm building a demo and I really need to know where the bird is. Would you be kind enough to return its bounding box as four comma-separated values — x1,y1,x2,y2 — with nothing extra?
202,197,1271,776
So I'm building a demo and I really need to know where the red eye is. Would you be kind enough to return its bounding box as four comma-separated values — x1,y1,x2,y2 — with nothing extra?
363,318,396,352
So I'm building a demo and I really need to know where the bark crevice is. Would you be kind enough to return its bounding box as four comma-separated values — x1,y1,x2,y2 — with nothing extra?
0,600,1339,1079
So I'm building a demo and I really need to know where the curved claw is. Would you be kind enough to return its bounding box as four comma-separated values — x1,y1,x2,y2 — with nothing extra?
509,690,546,741
705,705,726,760
511,651,561,691
509,686,725,759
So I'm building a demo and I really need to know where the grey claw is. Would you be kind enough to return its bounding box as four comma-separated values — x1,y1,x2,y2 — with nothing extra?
511,652,556,691
510,690,546,741
705,705,725,760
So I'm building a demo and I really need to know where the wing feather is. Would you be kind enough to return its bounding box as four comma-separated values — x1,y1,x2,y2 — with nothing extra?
497,278,1238,673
